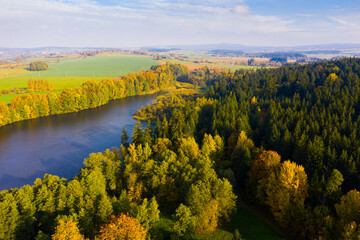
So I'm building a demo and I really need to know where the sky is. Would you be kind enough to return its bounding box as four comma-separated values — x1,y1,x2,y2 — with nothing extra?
0,0,359,48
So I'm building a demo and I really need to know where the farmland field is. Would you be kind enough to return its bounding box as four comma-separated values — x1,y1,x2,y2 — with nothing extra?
0,91,62,104
25,55,158,78
0,55,159,103
0,76,106,90
0,55,158,90
0,67,31,79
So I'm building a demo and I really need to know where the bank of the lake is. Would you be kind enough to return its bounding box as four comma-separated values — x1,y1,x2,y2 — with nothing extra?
0,93,160,190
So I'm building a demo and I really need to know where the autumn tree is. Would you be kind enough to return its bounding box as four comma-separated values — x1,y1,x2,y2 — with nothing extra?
52,218,85,240
29,61,48,71
97,214,147,240
264,160,308,227
247,150,281,203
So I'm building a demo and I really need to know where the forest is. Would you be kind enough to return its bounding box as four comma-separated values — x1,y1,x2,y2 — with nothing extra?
1,58,360,240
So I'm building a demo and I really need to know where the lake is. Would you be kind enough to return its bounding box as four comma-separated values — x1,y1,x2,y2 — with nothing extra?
0,93,158,190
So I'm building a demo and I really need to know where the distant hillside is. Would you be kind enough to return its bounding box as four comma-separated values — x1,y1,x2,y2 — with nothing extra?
149,43,360,52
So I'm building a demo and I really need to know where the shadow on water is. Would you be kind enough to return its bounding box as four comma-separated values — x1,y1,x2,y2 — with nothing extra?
0,93,160,190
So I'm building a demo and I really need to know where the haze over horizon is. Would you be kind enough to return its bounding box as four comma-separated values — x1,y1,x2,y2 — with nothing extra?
1,0,360,48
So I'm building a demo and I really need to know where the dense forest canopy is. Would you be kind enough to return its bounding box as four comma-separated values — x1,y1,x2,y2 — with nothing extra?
2,58,360,240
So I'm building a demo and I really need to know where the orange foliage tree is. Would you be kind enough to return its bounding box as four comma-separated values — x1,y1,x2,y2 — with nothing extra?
97,214,147,240
52,218,85,240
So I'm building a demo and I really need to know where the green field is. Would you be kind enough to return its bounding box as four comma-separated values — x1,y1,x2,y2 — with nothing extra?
0,91,62,104
25,55,158,78
0,56,158,90
0,76,106,90
0,55,159,103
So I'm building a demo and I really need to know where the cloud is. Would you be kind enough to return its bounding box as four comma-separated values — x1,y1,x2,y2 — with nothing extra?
2,0,342,48
329,17,357,28
231,5,250,14
295,13,314,17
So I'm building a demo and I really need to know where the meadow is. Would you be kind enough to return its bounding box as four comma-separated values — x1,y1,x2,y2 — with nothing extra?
0,55,158,103
0,91,62,104
25,55,158,78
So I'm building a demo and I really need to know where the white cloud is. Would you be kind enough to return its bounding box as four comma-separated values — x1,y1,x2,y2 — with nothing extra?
295,13,314,17
231,5,250,14
4,0,356,47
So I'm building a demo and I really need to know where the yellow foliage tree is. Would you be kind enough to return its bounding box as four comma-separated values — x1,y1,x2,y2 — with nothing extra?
247,150,281,204
178,137,200,159
264,160,308,226
97,214,147,240
195,200,219,234
325,73,339,83
52,218,85,240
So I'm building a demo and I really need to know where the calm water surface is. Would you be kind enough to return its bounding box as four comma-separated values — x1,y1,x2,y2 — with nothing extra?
0,94,159,190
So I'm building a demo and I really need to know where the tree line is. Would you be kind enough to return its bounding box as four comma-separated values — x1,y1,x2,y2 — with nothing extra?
0,63,187,127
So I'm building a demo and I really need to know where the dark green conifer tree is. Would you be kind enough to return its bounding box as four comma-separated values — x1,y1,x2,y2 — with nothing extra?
132,120,144,145
121,125,129,148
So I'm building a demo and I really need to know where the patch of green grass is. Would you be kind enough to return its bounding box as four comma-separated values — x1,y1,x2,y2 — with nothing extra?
0,91,61,104
25,55,158,78
0,56,159,90
0,67,31,79
0,76,106,90
0,94,21,104
217,207,283,240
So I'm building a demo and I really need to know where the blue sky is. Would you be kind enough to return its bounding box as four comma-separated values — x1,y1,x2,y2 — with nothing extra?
0,0,359,48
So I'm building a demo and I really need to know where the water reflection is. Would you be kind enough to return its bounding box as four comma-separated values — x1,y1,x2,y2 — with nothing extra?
0,94,158,190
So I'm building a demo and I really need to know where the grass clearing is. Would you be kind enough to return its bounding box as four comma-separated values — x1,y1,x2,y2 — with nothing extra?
220,207,283,240
0,76,106,90
0,68,31,79
25,55,158,78
0,55,159,90
0,91,61,104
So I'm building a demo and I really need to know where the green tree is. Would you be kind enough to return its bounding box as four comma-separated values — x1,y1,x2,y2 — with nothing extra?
170,109,185,140
172,204,196,238
121,124,129,148
132,120,144,145
0,193,19,240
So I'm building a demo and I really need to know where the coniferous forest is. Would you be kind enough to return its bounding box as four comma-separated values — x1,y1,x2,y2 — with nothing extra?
2,58,360,240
